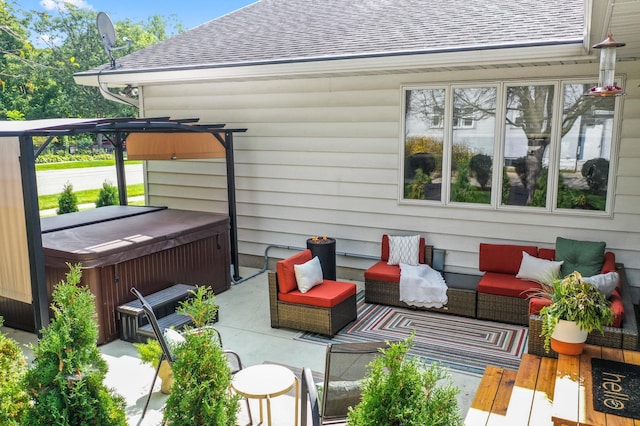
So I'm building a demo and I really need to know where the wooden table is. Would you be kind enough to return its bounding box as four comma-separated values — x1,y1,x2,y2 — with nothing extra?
553,345,640,426
465,344,640,425
231,364,299,426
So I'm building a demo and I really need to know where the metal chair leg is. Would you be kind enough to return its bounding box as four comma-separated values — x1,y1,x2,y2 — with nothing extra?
138,353,165,425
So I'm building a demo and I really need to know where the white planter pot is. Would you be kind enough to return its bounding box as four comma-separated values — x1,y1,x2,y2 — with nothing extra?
550,319,588,355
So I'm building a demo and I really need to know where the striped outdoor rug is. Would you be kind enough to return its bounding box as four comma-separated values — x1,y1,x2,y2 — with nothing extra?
294,293,528,376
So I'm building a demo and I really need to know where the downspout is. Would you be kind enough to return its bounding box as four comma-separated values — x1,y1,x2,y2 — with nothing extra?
98,81,139,107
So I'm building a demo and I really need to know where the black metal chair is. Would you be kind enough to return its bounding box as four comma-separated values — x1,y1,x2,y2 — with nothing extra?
301,341,393,425
130,288,251,424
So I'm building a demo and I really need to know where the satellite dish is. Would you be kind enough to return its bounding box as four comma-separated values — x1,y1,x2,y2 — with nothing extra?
96,12,131,69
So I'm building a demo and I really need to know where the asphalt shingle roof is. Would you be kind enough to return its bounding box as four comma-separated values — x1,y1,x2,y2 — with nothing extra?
109,0,585,72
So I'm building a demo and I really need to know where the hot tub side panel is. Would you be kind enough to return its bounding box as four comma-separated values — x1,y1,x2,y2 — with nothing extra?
46,231,230,344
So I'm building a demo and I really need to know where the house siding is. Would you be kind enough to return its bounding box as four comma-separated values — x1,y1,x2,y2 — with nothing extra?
140,61,640,298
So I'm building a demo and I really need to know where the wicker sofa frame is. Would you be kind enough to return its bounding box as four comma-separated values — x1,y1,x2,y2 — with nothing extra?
268,271,357,336
476,292,531,325
364,244,477,318
527,264,639,357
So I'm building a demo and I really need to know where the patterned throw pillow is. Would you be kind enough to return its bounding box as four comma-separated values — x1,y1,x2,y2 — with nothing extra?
387,235,420,266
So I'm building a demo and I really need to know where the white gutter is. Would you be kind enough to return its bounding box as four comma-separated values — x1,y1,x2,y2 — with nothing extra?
75,42,594,87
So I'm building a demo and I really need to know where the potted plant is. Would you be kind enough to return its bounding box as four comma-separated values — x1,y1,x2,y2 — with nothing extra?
163,326,239,425
134,285,220,394
347,335,462,425
539,272,614,355
134,338,175,394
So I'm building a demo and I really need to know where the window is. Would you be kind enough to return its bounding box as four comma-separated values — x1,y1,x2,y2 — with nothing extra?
402,80,619,214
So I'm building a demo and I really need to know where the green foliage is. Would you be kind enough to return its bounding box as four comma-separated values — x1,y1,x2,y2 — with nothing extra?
581,158,609,194
23,263,127,425
95,180,118,207
469,154,492,189
0,318,29,425
347,336,462,426
501,168,511,204
539,272,615,353
1,2,179,120
556,175,606,211
57,182,79,214
177,286,219,328
36,153,114,164
530,168,548,207
163,328,239,425
405,168,432,200
133,339,162,368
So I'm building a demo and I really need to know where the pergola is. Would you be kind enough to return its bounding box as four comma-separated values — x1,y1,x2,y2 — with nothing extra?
0,117,246,332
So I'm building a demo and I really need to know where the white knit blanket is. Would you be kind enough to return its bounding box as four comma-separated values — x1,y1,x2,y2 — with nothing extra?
399,263,448,308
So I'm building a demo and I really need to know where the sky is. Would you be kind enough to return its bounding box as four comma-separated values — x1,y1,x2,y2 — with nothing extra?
16,0,258,33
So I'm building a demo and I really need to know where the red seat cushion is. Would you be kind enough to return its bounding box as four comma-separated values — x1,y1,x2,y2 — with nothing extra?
479,244,538,275
477,272,542,298
279,280,356,308
276,250,312,294
364,261,400,283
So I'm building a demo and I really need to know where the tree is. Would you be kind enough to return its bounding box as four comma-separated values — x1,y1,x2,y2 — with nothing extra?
57,181,78,214
23,263,127,425
2,2,180,120
95,180,118,207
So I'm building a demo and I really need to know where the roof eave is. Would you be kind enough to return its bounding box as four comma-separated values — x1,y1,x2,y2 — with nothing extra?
75,41,591,87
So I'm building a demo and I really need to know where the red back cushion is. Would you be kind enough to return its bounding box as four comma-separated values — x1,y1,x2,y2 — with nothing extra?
538,248,556,261
479,243,538,275
381,234,426,264
276,249,312,294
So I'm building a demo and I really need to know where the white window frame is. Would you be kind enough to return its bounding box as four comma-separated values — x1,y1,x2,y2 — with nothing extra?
400,78,623,217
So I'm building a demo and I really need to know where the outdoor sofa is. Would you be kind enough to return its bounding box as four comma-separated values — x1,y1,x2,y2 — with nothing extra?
363,234,476,317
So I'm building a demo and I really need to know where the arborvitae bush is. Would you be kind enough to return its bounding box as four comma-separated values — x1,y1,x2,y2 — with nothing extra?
57,182,79,214
23,263,127,425
95,180,118,207
347,336,462,426
0,318,29,425
469,153,492,189
164,327,239,425
581,157,609,193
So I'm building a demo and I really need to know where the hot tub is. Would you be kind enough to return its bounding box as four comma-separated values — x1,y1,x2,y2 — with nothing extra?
41,206,230,344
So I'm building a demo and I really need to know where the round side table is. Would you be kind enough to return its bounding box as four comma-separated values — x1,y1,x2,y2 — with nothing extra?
231,364,299,426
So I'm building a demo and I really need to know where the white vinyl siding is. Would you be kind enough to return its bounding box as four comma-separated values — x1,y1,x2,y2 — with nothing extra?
139,61,640,294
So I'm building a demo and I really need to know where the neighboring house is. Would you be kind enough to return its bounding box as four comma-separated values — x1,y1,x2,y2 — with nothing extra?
75,0,640,296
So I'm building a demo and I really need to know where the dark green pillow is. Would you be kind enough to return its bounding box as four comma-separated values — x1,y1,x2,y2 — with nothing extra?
555,237,606,277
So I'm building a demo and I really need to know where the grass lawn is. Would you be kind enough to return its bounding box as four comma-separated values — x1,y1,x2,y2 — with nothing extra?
39,183,145,210
36,160,142,171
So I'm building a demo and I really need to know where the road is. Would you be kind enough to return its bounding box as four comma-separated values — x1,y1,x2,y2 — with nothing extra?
36,164,144,195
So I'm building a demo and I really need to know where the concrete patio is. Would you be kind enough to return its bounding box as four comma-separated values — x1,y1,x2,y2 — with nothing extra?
3,266,481,425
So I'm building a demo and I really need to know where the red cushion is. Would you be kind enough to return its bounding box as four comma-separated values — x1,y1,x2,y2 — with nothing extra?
528,297,550,315
279,280,356,308
608,289,624,328
479,244,538,275
477,272,542,298
601,252,616,274
364,261,401,283
381,234,427,264
538,248,556,261
276,250,312,294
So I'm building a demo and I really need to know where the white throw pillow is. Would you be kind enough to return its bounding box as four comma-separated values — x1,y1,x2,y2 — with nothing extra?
583,271,619,298
516,251,564,285
387,235,420,266
294,256,324,293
